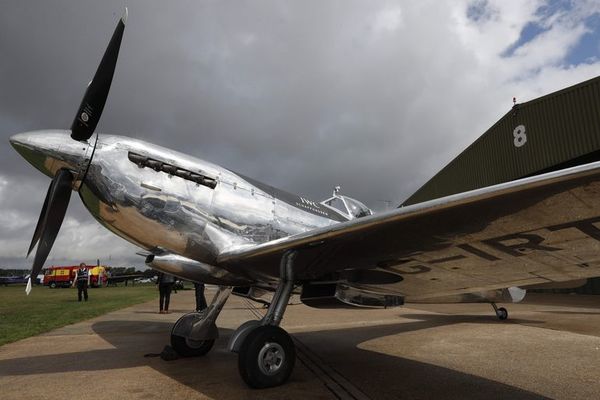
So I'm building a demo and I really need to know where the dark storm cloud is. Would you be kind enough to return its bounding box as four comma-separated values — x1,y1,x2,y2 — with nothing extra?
0,1,503,200
1,1,599,267
1,1,461,202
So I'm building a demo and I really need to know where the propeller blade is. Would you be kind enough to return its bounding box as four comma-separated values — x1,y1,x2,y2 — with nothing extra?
26,179,55,257
70,10,127,141
28,169,74,294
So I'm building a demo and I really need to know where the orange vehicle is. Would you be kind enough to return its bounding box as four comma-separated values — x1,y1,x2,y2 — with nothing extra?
43,265,107,288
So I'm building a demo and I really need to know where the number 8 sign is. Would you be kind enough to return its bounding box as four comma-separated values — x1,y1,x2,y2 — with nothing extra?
513,125,527,148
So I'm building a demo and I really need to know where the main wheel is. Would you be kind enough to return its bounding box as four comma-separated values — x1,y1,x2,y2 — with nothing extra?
497,307,508,320
238,325,296,388
49,281,56,288
171,334,214,357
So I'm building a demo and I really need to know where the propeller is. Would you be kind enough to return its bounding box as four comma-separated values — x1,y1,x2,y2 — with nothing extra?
25,11,127,294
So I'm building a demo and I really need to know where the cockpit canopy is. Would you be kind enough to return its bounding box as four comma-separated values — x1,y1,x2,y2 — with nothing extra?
321,194,372,220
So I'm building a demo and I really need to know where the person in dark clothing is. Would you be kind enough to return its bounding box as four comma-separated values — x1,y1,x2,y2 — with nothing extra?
72,263,89,302
194,282,207,311
157,273,175,314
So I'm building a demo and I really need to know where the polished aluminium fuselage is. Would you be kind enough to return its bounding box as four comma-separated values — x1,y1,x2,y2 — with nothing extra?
84,134,340,266
11,130,342,283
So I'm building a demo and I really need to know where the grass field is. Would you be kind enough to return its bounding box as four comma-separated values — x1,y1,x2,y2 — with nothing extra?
0,284,158,346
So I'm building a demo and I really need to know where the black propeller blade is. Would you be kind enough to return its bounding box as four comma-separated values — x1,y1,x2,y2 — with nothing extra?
70,10,127,141
26,169,74,294
27,179,55,257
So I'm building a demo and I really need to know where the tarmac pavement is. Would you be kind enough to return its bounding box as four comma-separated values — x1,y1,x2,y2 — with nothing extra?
1,289,600,399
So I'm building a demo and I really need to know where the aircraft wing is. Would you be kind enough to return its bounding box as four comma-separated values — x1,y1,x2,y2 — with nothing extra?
218,161,600,300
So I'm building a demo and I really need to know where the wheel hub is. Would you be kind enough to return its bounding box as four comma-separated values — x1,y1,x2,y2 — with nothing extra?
258,342,285,376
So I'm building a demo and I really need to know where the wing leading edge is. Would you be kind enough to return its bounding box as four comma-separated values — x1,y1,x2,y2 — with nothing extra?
218,162,600,300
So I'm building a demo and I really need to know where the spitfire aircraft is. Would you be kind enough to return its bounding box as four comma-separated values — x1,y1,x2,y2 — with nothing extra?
10,12,600,388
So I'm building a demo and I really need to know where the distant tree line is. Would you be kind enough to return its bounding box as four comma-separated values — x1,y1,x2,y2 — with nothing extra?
108,267,157,278
0,267,157,278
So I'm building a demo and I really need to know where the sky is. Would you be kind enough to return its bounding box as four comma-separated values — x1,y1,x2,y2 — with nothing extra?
1,0,600,269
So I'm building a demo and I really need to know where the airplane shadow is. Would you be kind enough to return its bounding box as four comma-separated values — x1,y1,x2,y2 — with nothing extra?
298,313,553,399
0,312,551,399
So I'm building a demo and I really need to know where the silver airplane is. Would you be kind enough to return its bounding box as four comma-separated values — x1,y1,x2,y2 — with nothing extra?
10,12,600,388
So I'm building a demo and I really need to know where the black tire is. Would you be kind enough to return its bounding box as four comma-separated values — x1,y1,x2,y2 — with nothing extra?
171,334,214,357
49,281,56,289
238,325,296,389
497,307,508,320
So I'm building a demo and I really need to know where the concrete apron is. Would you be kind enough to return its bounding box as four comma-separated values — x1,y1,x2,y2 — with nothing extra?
1,290,600,400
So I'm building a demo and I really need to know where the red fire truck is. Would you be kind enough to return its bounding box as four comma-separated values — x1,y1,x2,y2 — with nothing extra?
43,265,108,288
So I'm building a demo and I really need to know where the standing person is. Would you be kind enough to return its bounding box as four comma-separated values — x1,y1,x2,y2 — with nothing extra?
194,282,207,311
157,272,175,314
72,263,89,302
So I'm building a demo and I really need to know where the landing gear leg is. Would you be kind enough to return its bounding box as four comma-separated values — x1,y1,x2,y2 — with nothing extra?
229,250,297,388
491,302,508,320
171,285,232,356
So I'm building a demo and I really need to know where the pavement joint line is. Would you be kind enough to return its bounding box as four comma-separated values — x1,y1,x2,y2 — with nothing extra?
293,337,371,400
242,298,371,400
